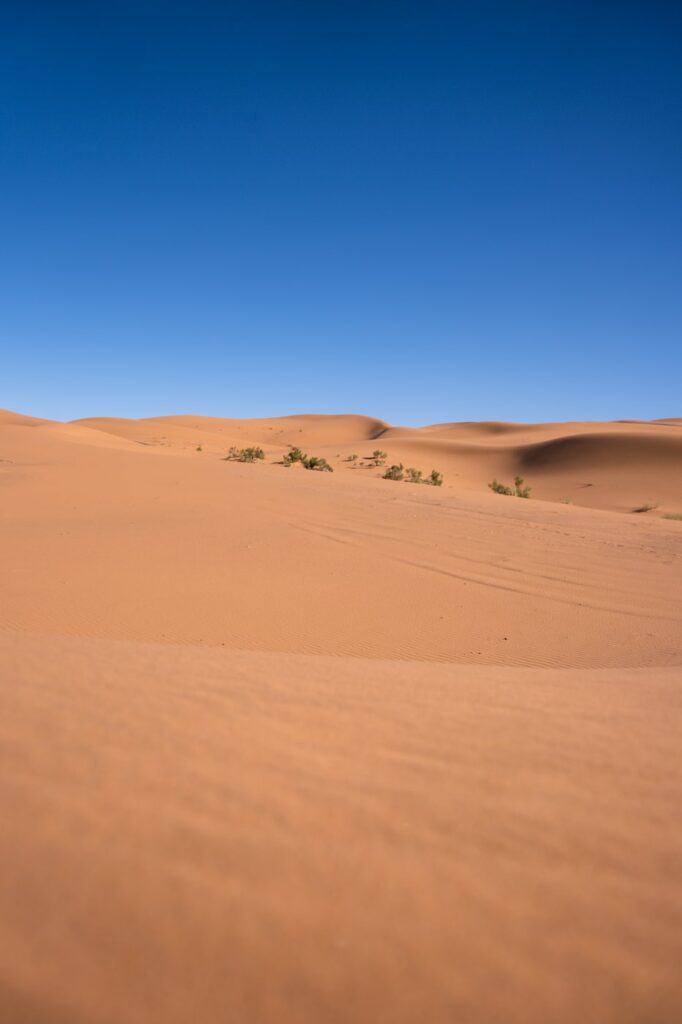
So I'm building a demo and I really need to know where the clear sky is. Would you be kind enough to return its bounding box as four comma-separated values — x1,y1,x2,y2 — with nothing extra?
2,1,680,424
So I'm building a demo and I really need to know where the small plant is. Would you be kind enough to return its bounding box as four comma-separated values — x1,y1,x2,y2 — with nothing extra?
383,463,404,481
489,476,530,497
559,497,573,504
346,454,358,462
279,447,333,472
405,467,422,484
369,449,387,467
662,513,682,521
426,469,443,487
632,503,658,514
196,445,203,452
302,455,333,472
226,446,265,463
282,446,306,466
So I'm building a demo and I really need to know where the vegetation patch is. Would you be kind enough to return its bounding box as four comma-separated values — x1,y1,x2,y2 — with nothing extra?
281,446,332,471
381,464,444,486
368,449,387,467
282,446,306,466
225,446,265,463
288,446,306,463
302,455,333,472
489,476,531,498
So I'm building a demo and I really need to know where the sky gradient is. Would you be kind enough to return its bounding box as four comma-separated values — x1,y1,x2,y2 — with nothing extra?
2,1,681,424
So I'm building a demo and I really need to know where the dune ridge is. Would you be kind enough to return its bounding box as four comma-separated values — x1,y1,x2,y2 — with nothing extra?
67,410,682,513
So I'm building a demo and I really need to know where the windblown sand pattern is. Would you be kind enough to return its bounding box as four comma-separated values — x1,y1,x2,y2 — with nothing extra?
1,408,681,1023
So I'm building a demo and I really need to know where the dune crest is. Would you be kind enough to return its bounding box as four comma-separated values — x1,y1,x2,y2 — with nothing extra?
64,410,682,512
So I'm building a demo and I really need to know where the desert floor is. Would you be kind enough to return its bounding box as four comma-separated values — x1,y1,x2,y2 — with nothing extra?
1,408,681,1023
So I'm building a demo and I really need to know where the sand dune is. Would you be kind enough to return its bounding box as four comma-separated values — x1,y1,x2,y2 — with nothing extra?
74,412,388,454
1,407,681,1023
0,408,51,427
517,429,682,471
2,411,680,663
70,410,682,513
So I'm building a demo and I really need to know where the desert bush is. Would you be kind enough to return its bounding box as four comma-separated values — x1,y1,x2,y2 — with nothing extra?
369,449,387,467
662,513,682,521
383,463,404,481
405,467,422,484
196,446,202,452
226,446,265,463
279,447,332,470
427,469,443,487
346,453,358,462
632,503,658,513
560,497,573,504
281,446,306,466
244,447,264,462
489,476,530,497
302,455,333,472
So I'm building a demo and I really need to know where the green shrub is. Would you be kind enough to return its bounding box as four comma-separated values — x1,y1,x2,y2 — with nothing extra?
383,463,404,481
346,453,358,462
427,469,443,487
226,446,265,463
302,455,333,472
283,446,306,464
489,476,530,497
405,467,422,484
369,449,387,467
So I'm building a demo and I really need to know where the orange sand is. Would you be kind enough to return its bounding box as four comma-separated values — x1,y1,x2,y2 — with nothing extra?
1,408,681,1022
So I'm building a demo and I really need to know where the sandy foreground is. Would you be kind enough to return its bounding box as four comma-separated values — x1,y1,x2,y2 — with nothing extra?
1,409,681,1023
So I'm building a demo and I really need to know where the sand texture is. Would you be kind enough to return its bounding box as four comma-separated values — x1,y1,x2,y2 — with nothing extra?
1,409,681,1023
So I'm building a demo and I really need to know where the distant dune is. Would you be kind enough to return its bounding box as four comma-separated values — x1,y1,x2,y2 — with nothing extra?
71,410,682,513
1,407,681,1023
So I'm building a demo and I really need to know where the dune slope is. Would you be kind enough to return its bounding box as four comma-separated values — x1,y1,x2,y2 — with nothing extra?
1,413,681,665
73,411,682,513
1,633,681,1024
1,408,681,1024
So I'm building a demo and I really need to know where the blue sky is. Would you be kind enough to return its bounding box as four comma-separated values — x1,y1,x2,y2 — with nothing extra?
2,1,680,424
